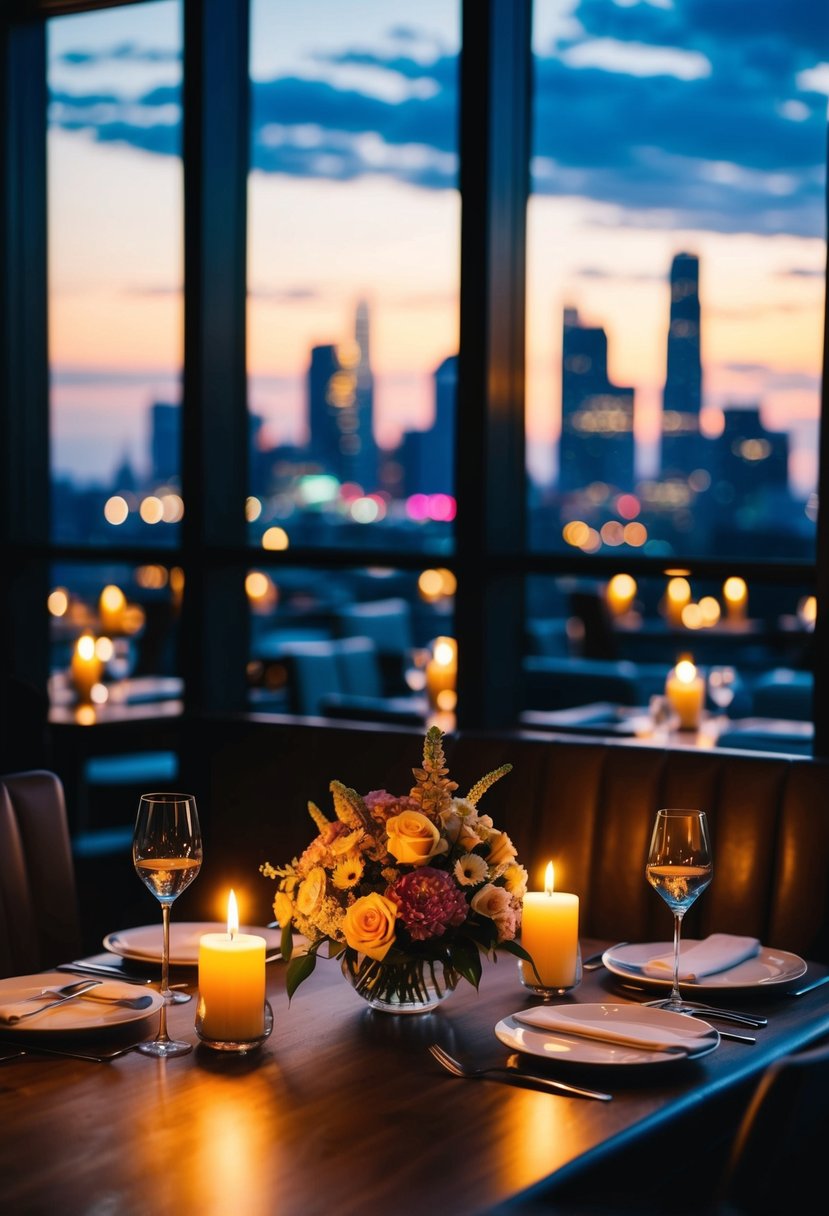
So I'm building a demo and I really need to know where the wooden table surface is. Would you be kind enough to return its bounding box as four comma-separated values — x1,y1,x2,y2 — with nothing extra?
2,942,828,1216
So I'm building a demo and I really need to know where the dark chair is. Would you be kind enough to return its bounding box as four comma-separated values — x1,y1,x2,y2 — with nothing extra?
0,769,83,978
713,1037,829,1216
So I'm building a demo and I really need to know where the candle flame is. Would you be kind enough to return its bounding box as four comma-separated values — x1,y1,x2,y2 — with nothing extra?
227,889,239,940
675,659,697,684
544,861,554,895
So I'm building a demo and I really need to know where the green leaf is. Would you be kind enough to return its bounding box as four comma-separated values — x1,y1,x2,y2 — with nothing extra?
285,950,317,1001
499,939,536,965
448,941,483,988
280,921,294,961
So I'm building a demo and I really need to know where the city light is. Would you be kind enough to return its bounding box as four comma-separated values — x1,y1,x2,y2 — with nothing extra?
139,496,164,525
262,526,289,550
104,495,129,525
246,496,263,522
48,588,69,617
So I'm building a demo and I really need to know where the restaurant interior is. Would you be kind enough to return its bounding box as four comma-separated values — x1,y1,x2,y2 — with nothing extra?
2,1,829,1214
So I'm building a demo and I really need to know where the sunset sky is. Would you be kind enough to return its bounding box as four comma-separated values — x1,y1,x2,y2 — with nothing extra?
47,0,827,496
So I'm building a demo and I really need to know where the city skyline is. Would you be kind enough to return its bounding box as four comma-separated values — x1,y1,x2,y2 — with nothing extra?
47,1,826,498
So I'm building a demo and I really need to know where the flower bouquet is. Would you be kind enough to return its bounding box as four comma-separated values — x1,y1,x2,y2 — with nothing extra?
261,726,536,1011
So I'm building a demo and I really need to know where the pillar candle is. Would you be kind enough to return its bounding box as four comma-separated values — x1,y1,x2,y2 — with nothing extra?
665,659,705,730
521,862,580,989
425,636,457,711
70,635,104,703
198,891,266,1041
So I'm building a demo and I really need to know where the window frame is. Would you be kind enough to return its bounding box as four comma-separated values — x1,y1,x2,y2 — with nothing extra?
2,0,827,753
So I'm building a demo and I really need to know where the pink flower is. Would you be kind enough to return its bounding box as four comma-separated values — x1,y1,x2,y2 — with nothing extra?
392,866,468,941
364,790,421,825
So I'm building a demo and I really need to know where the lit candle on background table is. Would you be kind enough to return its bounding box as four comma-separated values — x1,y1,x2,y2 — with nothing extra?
98,583,127,635
70,634,104,703
425,635,457,712
665,658,706,730
723,576,747,623
521,862,580,991
198,890,266,1042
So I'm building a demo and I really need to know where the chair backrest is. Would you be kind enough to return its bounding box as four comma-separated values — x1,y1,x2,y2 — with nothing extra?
714,1037,829,1215
0,770,83,978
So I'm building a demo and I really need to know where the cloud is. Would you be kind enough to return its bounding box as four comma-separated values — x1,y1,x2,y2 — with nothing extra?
47,1,827,238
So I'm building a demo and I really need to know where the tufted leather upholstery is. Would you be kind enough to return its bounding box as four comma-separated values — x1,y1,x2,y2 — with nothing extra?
0,770,83,979
203,719,829,963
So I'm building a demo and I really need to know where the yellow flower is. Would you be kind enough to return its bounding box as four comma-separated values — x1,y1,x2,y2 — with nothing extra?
273,890,294,927
487,830,517,868
296,866,326,918
343,892,398,960
332,855,364,890
386,810,448,866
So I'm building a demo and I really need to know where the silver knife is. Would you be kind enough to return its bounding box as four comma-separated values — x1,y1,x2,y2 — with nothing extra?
57,961,158,984
787,972,829,997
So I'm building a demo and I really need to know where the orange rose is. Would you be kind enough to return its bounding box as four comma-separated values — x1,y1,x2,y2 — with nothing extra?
386,810,448,866
343,892,398,960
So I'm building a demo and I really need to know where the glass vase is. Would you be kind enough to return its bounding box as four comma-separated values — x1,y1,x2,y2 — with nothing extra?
341,953,459,1014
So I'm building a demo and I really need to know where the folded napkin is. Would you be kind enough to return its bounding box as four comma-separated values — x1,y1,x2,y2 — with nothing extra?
641,933,761,982
514,1007,710,1053
0,996,59,1026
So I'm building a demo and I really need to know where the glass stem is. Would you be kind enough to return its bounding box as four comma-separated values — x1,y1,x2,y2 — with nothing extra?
161,901,171,998
671,911,684,1005
156,902,172,1042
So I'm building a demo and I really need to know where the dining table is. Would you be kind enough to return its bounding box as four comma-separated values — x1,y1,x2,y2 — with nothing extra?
1,939,828,1216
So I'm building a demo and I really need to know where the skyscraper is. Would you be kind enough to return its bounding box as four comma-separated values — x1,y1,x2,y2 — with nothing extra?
307,301,377,490
398,354,457,496
150,401,180,486
660,252,702,478
558,307,634,493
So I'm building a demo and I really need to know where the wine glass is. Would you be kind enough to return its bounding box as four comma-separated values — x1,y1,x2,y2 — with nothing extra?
708,666,737,714
645,808,713,1013
132,792,203,1057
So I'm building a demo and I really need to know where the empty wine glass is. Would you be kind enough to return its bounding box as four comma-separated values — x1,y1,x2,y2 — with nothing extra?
708,666,737,713
646,808,713,1013
133,792,203,1057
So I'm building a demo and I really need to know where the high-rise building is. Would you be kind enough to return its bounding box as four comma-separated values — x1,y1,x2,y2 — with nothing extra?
307,301,377,490
714,406,790,501
150,401,180,486
399,354,457,496
660,252,702,478
558,307,634,492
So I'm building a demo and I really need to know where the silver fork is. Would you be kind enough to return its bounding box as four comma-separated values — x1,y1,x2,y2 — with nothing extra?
38,982,155,1011
427,1043,612,1101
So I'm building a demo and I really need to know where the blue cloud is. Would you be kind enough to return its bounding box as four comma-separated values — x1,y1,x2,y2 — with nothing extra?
47,1,827,238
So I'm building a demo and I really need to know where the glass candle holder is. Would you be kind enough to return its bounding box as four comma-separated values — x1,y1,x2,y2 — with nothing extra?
195,1000,273,1054
518,945,583,1001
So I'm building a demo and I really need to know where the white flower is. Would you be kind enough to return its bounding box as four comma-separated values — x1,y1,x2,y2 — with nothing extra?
454,853,488,886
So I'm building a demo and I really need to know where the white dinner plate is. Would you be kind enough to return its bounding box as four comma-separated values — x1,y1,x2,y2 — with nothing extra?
0,971,163,1034
602,940,807,991
495,1003,720,1067
103,922,283,967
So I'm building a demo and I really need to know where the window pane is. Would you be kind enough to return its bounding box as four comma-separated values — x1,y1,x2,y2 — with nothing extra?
247,565,456,723
48,1,183,546
528,0,826,562
524,573,815,755
49,560,183,723
247,1,460,554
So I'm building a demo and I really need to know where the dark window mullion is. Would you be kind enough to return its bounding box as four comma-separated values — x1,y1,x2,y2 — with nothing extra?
456,0,531,730
0,19,50,700
181,0,250,716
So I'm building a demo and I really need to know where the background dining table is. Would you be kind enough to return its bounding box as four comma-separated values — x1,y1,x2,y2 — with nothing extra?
2,939,828,1216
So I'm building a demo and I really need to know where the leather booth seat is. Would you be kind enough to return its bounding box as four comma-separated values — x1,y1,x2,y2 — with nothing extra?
199,718,829,965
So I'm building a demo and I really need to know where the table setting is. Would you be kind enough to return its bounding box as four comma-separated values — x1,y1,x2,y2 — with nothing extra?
3,727,829,1215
